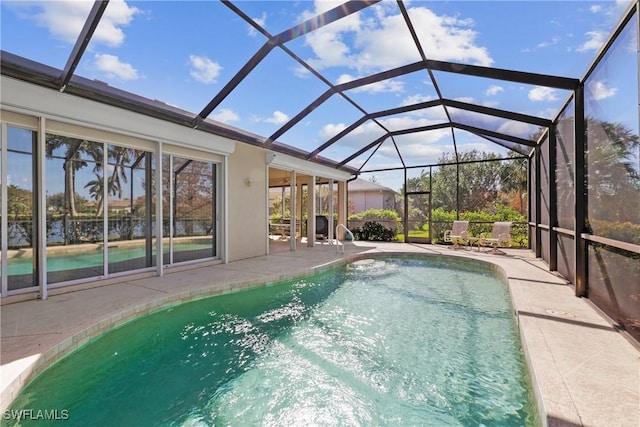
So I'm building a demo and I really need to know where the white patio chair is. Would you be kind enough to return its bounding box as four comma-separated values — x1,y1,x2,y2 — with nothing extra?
479,222,512,254
443,220,469,249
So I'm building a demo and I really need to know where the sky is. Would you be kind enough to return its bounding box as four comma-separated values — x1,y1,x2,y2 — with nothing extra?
1,0,637,192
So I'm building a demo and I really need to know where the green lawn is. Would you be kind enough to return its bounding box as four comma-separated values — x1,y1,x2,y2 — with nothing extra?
395,230,431,242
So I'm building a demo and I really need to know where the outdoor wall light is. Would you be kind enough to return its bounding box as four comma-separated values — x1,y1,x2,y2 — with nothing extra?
245,178,253,187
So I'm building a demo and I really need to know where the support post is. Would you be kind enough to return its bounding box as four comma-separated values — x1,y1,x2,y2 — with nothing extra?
574,84,587,297
549,125,558,271
307,175,316,247
535,145,542,259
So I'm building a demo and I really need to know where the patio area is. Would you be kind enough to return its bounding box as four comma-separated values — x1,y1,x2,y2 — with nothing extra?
1,241,638,426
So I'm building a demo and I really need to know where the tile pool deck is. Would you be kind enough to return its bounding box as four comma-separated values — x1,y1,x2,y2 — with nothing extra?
1,241,638,426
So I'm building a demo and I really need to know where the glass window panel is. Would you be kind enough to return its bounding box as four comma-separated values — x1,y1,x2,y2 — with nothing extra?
107,147,154,274
7,126,36,291
45,135,104,284
556,101,575,230
162,154,171,265
585,14,640,244
172,157,216,264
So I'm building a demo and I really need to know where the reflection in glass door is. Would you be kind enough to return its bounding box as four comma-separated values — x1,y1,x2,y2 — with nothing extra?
162,154,216,266
6,126,38,291
45,135,104,284
107,146,155,274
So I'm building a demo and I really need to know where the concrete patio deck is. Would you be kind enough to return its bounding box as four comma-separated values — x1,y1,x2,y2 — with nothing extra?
1,241,638,426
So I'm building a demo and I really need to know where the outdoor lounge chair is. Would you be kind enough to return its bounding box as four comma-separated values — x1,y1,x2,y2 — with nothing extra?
479,221,512,254
443,221,469,248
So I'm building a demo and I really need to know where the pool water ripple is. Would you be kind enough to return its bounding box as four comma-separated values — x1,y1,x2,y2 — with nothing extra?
7,256,538,426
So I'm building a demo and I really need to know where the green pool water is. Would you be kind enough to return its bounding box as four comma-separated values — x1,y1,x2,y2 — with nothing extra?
7,256,538,426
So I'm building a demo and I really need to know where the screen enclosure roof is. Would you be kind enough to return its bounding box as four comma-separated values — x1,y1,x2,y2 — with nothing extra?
1,0,632,176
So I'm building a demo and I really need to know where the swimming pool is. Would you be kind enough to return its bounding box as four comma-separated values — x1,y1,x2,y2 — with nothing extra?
7,256,538,426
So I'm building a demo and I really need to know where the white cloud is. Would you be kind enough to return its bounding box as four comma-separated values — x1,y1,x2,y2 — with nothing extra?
96,0,140,47
537,36,560,49
497,121,537,138
300,2,492,74
94,53,138,80
454,97,476,104
189,55,222,84
319,115,448,155
528,87,558,102
587,80,618,100
401,7,493,65
15,0,139,47
380,115,445,132
577,30,607,52
249,12,267,37
486,85,504,96
264,111,289,125
211,108,240,123
320,123,348,139
401,94,436,105
589,5,603,13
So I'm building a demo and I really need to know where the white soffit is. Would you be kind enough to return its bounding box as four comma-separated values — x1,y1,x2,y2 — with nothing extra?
0,76,235,156
266,150,352,181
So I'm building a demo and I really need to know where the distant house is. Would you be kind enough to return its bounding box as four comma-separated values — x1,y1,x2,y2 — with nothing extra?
348,178,397,213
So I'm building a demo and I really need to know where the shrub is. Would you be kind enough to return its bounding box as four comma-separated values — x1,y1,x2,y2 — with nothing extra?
352,221,396,241
348,209,401,222
348,209,400,237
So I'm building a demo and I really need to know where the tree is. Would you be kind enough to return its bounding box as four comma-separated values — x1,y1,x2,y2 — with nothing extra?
499,153,528,215
586,117,640,227
46,135,103,217
429,150,505,213
85,174,107,217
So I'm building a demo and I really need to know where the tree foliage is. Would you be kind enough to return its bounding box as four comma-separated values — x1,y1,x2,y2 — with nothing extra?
400,150,528,222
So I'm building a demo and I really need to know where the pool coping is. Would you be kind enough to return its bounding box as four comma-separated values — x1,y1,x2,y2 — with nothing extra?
1,242,639,426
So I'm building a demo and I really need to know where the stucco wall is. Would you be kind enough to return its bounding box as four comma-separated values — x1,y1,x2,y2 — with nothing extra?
227,143,267,261
350,192,384,213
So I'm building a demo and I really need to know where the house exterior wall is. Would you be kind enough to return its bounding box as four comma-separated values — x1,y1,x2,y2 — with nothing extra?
0,76,352,298
349,191,395,213
227,142,268,261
